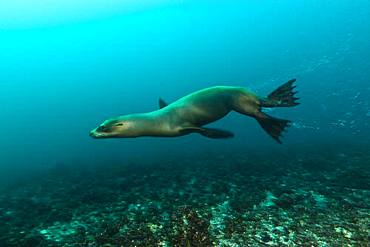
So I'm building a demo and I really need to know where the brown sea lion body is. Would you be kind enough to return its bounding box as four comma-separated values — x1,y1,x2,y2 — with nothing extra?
90,79,299,143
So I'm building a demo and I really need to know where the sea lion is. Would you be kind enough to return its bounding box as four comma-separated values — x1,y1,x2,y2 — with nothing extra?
90,79,299,143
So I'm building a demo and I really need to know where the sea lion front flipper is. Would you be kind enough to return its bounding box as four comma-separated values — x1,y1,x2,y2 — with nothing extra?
180,127,234,139
158,98,168,109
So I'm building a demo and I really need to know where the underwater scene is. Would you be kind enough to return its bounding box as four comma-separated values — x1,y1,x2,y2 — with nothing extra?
0,0,369,246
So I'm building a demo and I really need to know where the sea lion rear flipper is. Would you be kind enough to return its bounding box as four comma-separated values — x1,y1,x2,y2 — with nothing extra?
256,113,291,144
158,98,168,109
260,79,300,107
180,127,234,139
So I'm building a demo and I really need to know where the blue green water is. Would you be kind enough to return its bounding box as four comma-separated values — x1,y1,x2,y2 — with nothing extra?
0,1,369,246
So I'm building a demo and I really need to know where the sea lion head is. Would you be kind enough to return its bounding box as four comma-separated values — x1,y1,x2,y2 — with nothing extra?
89,116,138,138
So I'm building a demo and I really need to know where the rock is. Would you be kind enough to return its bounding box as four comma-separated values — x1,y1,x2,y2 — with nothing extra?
275,193,295,209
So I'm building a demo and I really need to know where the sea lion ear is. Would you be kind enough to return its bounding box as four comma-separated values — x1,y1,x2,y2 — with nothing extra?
158,98,168,109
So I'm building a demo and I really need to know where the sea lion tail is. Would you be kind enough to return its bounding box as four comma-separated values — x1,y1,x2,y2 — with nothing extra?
256,113,291,144
261,79,299,107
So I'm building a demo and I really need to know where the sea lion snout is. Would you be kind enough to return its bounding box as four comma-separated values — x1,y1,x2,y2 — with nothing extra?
89,128,102,138
90,119,131,138
89,130,97,138
89,128,103,138
89,124,110,138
